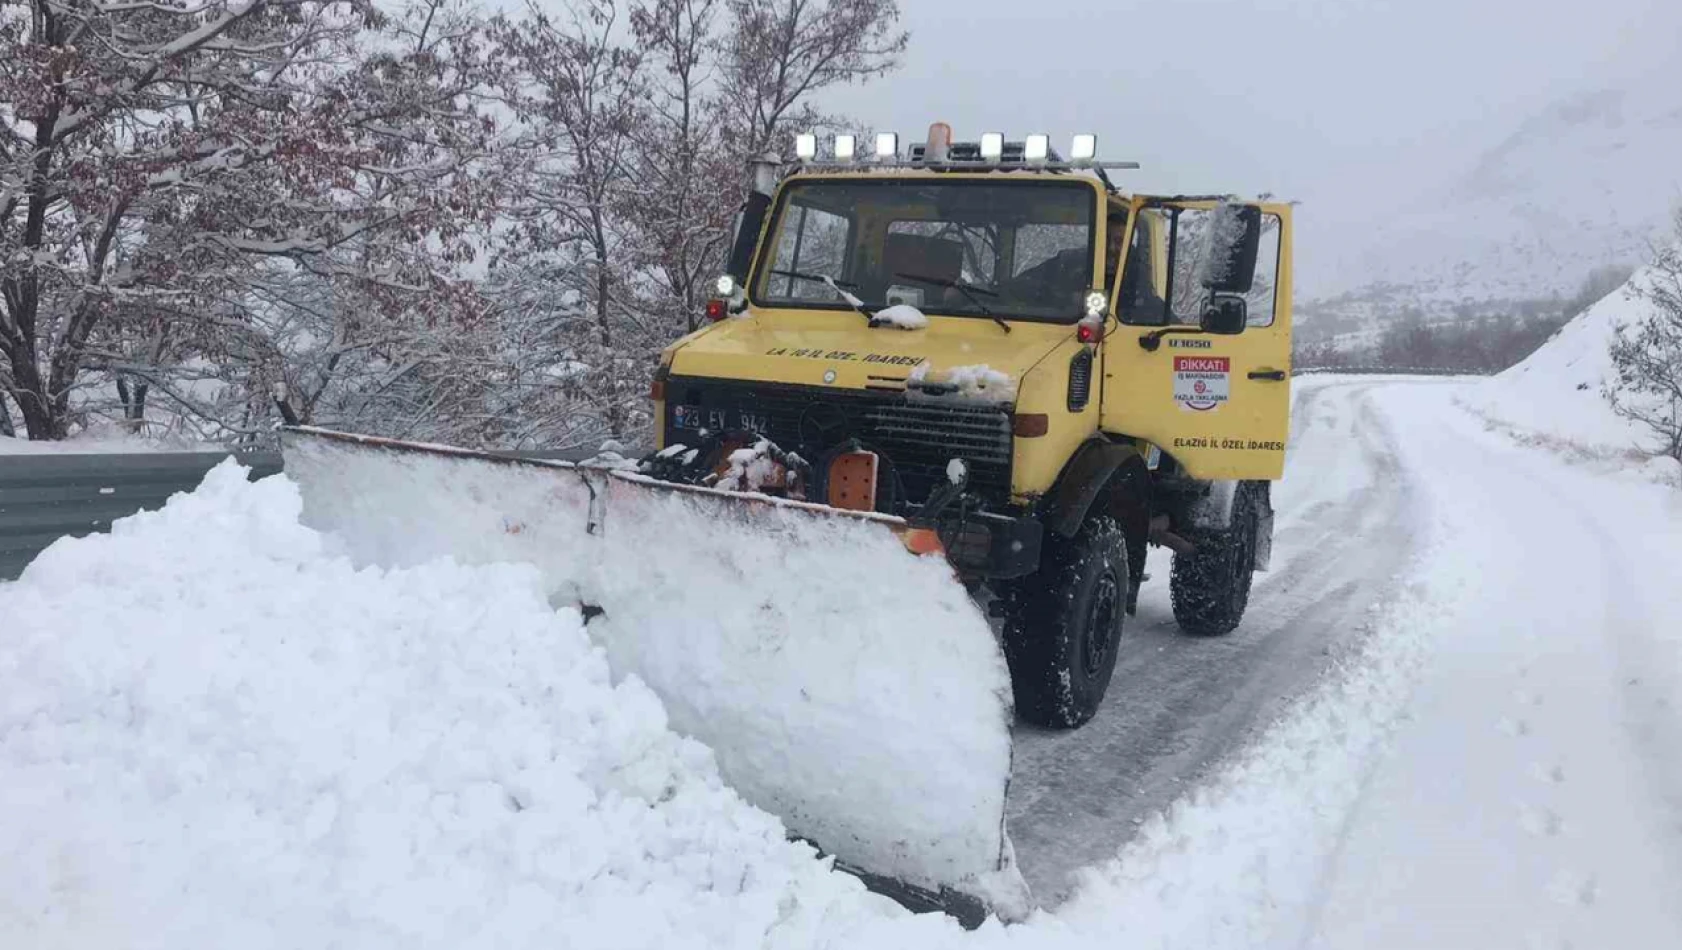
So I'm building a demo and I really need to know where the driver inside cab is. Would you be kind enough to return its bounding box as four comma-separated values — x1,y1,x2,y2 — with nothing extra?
1002,209,1156,321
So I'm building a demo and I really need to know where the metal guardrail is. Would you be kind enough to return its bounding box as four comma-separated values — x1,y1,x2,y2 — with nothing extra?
0,445,605,582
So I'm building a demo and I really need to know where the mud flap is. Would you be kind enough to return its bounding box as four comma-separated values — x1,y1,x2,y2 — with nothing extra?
279,427,1030,922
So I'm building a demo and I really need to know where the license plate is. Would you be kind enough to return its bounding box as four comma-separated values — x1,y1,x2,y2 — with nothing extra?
673,405,769,435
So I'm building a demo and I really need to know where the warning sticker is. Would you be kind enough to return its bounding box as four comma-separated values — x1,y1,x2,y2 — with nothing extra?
1174,356,1230,412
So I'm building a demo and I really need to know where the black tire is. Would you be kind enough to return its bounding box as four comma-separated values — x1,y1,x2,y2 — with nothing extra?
1001,516,1129,729
1170,483,1260,636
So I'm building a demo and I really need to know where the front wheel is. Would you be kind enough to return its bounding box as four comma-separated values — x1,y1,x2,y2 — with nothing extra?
1170,482,1261,636
1000,516,1129,729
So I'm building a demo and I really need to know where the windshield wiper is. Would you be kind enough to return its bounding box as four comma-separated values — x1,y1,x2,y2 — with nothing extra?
768,269,878,326
770,268,859,290
894,270,1011,334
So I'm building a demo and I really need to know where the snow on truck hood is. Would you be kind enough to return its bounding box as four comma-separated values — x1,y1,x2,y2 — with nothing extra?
667,310,1073,394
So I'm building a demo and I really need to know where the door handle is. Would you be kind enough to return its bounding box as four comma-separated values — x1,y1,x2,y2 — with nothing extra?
1248,369,1287,381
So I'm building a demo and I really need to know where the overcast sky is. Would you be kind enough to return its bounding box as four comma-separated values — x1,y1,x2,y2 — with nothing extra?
823,0,1681,210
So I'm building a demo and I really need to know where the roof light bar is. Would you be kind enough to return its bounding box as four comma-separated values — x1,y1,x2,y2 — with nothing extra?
1023,133,1050,164
785,127,1139,171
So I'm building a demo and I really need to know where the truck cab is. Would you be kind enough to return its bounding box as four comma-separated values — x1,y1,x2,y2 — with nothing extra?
647,126,1294,728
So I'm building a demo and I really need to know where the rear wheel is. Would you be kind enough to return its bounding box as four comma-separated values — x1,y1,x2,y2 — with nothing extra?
1001,516,1129,729
1170,483,1260,636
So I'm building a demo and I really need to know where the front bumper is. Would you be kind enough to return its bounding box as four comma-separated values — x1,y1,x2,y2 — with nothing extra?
925,508,1043,580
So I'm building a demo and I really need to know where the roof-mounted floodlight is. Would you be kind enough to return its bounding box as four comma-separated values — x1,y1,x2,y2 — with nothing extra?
875,131,899,159
833,134,856,161
1070,133,1097,164
979,132,1003,162
794,132,817,161
1023,133,1050,163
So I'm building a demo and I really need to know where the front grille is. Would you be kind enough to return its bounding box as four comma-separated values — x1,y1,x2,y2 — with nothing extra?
664,377,1013,511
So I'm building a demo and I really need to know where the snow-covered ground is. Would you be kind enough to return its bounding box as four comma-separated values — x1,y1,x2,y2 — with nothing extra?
1305,383,1682,948
0,462,930,949
0,425,224,455
4,373,1680,946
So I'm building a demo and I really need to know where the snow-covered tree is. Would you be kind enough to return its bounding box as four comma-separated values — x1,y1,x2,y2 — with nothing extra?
624,0,736,334
719,0,907,159
486,0,654,446
3,0,911,446
0,0,499,440
1607,208,1682,463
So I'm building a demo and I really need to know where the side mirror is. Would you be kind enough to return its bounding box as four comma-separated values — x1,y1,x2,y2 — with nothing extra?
1201,294,1247,335
1197,202,1262,294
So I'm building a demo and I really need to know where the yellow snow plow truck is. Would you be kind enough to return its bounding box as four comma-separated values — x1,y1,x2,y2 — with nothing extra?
278,124,1292,926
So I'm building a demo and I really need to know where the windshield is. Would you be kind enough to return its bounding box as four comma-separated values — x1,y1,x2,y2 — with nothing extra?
751,179,1098,323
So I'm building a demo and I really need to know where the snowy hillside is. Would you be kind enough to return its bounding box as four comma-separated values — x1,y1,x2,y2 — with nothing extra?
1305,78,1682,316
1459,265,1680,480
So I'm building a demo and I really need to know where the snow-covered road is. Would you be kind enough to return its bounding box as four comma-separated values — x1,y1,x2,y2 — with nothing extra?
1011,376,1424,901
1305,382,1682,947
1030,376,1682,947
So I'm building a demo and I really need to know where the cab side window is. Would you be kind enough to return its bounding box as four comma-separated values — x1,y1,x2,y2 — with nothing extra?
1117,212,1167,326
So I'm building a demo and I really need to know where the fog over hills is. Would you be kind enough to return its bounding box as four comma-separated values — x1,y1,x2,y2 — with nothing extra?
1301,74,1682,331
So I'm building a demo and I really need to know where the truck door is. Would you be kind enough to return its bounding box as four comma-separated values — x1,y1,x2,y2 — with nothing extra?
1099,198,1293,480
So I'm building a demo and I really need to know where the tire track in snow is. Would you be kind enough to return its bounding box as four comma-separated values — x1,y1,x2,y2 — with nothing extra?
1007,380,1426,903
1300,384,1682,949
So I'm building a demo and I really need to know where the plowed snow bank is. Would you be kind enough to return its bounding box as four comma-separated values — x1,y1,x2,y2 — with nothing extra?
0,461,938,948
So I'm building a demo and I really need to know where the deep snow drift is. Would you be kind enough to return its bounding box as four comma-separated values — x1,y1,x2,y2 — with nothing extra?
0,462,928,948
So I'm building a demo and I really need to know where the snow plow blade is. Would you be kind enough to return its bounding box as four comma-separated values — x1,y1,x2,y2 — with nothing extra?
278,426,1029,924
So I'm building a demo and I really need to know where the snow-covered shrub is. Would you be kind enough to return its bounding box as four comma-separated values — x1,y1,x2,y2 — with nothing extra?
1606,208,1682,464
